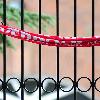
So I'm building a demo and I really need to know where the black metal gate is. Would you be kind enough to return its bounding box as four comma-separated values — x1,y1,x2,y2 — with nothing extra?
0,0,98,100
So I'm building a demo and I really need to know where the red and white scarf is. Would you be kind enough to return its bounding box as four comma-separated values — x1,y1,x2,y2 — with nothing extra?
0,25,100,47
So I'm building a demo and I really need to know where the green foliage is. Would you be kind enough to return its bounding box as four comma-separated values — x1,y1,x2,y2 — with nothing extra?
0,34,14,52
0,1,55,52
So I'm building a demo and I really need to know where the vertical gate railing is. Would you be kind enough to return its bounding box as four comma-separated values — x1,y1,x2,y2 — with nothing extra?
56,0,60,100
3,0,6,100
21,0,24,100
92,0,95,100
39,0,41,100
1,0,97,100
74,0,77,100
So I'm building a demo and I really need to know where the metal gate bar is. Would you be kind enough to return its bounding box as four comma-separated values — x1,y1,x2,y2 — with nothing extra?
3,0,6,100
39,0,42,100
56,0,60,100
74,0,77,100
92,0,95,100
21,0,24,100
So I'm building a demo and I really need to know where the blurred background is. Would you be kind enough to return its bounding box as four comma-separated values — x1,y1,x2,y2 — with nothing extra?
0,0,100,99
